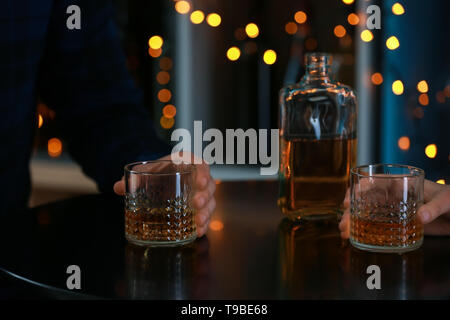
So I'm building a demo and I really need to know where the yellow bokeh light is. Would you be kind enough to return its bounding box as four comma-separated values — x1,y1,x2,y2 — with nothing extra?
158,89,172,103
206,13,221,27
347,13,360,25
294,11,307,24
386,36,400,50
436,179,445,185
159,57,173,70
392,3,405,15
342,0,354,4
190,10,204,24
418,93,429,106
175,0,191,14
209,220,224,231
160,116,174,129
417,80,428,93
226,47,241,61
48,138,62,158
148,47,162,58
38,114,43,128
392,80,404,95
263,49,277,65
371,73,383,85
148,36,163,49
425,144,437,158
334,25,346,38
156,71,170,85
245,23,259,38
360,30,373,42
398,136,410,151
285,22,298,35
162,104,177,118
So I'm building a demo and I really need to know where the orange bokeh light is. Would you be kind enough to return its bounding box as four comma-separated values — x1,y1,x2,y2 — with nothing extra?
418,93,429,106
398,136,410,151
148,47,162,58
158,89,172,103
371,73,383,85
48,138,62,157
294,11,307,24
162,104,176,118
209,220,224,231
285,22,298,35
347,13,360,25
334,25,346,38
156,71,170,85
159,57,173,70
160,116,174,129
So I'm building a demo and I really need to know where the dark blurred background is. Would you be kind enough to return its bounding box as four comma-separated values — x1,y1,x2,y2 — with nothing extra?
30,0,449,206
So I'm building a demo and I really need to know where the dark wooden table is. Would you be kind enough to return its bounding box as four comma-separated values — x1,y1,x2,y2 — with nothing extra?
1,181,449,299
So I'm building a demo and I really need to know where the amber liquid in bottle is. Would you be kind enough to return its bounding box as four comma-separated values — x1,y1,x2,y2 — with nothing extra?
279,136,356,219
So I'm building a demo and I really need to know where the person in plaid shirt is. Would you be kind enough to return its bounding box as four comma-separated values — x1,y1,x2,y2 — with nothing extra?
0,0,215,237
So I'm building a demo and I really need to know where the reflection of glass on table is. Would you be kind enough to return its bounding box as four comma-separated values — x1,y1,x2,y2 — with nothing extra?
350,164,424,253
124,160,196,247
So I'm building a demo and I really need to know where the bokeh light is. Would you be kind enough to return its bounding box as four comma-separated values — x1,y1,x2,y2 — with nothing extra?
38,114,43,128
417,80,428,93
398,136,410,151
160,116,175,129
436,179,446,185
156,71,170,85
342,0,354,4
163,104,177,118
148,47,162,58
190,10,205,24
207,13,221,27
209,220,224,231
413,107,424,119
360,30,373,42
386,36,400,50
392,80,404,95
371,73,383,85
347,13,360,25
48,138,62,158
159,57,173,70
245,23,259,38
425,144,437,158
294,11,307,24
334,25,346,38
148,35,163,49
392,3,405,15
263,50,277,65
418,93,429,106
175,1,191,14
226,46,241,61
158,89,172,103
436,91,445,103
285,22,298,35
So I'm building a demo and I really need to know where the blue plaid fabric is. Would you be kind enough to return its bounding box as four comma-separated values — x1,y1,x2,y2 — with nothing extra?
0,0,170,216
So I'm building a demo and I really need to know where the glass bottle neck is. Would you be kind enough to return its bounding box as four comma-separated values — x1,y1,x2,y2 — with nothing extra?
303,65,331,83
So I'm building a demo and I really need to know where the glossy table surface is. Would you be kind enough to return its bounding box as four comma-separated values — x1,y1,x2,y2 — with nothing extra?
1,181,449,299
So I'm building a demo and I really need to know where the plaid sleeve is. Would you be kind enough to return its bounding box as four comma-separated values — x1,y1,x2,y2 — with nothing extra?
37,0,171,192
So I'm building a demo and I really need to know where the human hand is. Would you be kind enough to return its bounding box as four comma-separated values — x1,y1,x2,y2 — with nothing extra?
339,179,450,238
113,152,216,237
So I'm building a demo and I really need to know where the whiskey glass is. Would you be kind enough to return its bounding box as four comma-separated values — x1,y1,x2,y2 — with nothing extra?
350,164,424,253
124,160,197,247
